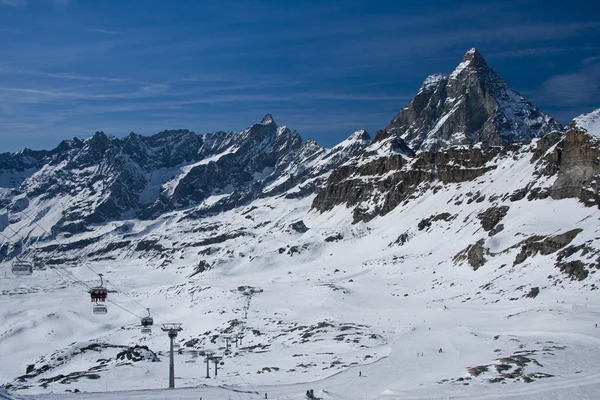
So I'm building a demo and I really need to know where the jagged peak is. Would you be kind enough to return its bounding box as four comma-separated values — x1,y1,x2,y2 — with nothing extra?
260,114,276,125
346,129,371,142
450,47,490,79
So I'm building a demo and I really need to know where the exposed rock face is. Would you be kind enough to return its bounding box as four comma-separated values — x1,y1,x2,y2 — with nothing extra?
550,113,600,207
382,48,561,152
312,145,502,223
513,229,582,266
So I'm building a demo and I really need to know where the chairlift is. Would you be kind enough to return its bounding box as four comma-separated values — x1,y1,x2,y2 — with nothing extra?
173,343,181,349
89,273,108,302
93,303,108,314
141,326,152,334
12,259,33,275
141,308,154,328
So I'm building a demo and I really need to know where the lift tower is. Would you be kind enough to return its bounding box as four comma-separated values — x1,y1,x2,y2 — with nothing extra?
161,323,183,388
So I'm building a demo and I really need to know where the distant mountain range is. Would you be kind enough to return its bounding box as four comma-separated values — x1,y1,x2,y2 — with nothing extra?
0,47,598,258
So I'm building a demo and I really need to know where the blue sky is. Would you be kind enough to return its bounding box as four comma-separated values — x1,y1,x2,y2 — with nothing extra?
0,0,598,152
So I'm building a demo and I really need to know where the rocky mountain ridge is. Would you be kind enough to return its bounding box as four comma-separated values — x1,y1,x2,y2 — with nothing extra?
0,116,370,237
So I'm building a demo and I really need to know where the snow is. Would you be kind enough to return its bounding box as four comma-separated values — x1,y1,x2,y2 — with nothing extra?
450,59,471,80
573,109,600,138
2,140,600,400
418,74,448,93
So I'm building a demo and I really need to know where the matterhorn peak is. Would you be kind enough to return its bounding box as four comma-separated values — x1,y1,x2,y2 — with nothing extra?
382,47,561,152
260,114,276,125
450,47,490,79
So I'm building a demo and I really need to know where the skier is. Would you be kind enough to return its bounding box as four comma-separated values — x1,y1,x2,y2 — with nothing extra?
439,348,443,353
359,371,362,377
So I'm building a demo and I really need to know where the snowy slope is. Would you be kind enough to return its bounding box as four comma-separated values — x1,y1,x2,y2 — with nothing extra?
2,134,600,399
573,108,600,138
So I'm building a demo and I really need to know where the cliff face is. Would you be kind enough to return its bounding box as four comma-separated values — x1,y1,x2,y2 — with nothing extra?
550,110,600,207
312,146,503,222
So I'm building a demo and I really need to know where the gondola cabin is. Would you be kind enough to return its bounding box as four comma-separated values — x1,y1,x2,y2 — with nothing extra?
12,260,33,275
89,274,107,302
89,287,108,302
93,303,108,314
141,308,153,328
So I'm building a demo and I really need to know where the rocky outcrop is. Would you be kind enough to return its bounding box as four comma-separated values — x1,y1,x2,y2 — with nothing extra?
453,239,488,270
550,118,600,207
513,229,582,266
478,206,509,233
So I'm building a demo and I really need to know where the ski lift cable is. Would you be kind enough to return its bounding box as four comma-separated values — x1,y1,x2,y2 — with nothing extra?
1,220,150,323
0,230,14,244
0,221,28,249
52,267,143,320
17,207,171,322
104,280,172,323
106,299,143,319
1,220,143,320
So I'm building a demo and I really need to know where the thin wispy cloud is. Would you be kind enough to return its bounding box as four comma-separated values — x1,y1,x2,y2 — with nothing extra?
0,1,598,151
541,61,600,106
1,0,26,6
86,28,121,35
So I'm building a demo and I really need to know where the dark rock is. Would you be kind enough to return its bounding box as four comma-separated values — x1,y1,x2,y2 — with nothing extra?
289,220,309,233
558,260,589,281
418,212,455,231
489,224,505,236
510,188,528,202
478,206,509,232
454,239,488,270
189,260,213,277
513,229,582,266
324,233,343,242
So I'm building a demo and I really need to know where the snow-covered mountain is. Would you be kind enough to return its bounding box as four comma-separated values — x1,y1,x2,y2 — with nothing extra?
381,48,562,152
0,115,369,242
1,52,600,400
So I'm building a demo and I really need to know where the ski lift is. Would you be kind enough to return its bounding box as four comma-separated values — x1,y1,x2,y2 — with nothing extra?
141,326,152,334
141,308,154,328
93,303,108,314
12,259,33,275
173,343,180,349
89,273,107,302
